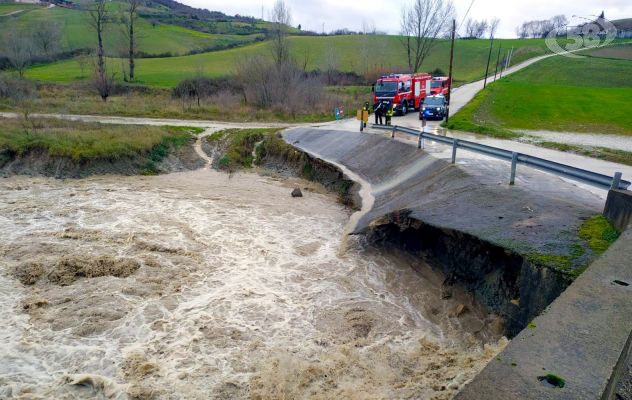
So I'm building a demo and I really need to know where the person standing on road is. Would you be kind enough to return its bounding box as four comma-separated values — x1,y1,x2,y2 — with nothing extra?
362,102,371,128
374,101,384,125
385,102,394,126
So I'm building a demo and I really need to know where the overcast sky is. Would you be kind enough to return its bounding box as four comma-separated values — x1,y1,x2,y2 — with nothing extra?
179,0,632,38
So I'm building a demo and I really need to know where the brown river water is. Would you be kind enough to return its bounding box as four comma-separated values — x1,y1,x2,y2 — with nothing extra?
0,166,506,399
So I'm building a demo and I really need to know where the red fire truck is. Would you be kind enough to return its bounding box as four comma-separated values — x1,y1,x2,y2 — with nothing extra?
430,77,451,96
373,73,432,116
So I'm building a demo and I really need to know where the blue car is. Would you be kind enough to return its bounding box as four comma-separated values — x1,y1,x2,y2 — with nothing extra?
420,95,446,121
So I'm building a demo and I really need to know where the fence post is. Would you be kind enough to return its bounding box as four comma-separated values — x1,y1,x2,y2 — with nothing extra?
451,139,458,164
611,172,623,190
510,152,518,185
391,126,396,139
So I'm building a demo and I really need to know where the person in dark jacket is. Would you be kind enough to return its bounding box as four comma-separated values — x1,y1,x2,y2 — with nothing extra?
374,101,384,125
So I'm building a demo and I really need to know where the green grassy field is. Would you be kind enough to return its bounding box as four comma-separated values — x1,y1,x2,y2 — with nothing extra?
25,36,560,87
0,3,262,56
0,117,199,162
447,55,632,136
584,42,632,61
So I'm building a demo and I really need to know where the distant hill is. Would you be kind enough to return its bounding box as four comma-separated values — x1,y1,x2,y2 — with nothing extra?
0,0,269,57
612,18,632,31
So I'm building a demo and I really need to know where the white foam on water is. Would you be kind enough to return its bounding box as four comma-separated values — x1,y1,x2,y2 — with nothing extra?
0,169,506,399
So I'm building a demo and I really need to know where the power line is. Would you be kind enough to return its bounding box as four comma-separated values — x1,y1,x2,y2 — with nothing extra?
457,0,476,33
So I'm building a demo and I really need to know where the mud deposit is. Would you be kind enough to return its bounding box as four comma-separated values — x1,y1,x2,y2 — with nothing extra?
0,169,506,399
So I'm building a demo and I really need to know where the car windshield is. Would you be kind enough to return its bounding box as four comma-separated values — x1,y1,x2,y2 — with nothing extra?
375,81,397,95
424,97,444,106
431,81,443,88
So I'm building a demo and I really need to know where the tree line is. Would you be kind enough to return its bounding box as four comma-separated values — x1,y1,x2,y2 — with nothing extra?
516,15,568,39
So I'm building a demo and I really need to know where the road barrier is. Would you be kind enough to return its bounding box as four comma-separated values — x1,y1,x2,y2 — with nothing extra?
370,124,631,191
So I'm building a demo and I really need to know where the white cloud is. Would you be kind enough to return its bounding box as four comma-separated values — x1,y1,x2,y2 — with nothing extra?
181,0,632,38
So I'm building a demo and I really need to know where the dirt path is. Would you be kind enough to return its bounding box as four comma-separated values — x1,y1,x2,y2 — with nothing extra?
0,112,318,130
193,128,220,168
0,9,25,16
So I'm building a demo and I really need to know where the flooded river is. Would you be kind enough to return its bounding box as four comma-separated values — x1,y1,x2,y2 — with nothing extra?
0,168,505,399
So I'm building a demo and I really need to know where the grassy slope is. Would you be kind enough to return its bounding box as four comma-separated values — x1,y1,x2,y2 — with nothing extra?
26,36,559,87
0,3,261,56
0,3,40,14
447,55,632,136
584,42,632,60
0,117,200,160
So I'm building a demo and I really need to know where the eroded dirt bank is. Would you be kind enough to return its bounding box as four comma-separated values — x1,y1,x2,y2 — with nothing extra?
1,168,506,399
0,139,204,179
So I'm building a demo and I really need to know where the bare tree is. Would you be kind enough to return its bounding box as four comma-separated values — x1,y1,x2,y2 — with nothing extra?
465,18,489,39
517,15,565,39
489,18,500,39
120,0,141,81
77,53,90,78
323,47,339,85
359,19,375,78
31,22,62,59
269,0,291,66
516,23,528,39
400,0,455,74
88,0,111,101
1,29,34,78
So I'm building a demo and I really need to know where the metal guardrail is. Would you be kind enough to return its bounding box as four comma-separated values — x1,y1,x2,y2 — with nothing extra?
371,124,631,191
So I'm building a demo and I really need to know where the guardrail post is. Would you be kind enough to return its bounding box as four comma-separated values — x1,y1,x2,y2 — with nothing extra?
391,126,396,139
611,172,622,190
418,133,423,149
451,139,458,164
510,152,518,185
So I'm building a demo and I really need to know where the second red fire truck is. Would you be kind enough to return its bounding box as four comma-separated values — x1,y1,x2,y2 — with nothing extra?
373,73,433,116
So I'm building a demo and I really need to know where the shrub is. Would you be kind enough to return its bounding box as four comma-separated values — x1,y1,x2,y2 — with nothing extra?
0,74,36,101
235,56,327,117
172,76,239,106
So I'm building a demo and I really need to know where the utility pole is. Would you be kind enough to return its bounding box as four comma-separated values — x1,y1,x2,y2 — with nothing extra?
506,47,514,73
483,37,494,89
499,50,508,79
445,19,456,123
493,44,502,82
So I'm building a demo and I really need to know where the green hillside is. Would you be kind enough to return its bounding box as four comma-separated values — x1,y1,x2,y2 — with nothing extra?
0,2,262,56
447,54,632,136
26,36,560,87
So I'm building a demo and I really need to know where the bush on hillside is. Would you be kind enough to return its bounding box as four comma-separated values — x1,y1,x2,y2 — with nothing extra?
0,74,36,101
235,56,327,117
172,76,239,106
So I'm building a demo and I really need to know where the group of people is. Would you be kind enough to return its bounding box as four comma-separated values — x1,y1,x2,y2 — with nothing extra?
362,101,394,127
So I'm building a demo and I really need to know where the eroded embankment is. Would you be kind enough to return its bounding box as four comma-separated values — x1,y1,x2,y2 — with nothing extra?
0,140,205,178
0,120,205,178
367,213,570,337
278,128,605,337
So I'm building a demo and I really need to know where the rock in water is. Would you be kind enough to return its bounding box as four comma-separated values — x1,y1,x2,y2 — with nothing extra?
291,188,303,198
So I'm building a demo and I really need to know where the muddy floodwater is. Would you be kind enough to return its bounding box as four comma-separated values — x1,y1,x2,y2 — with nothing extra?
0,168,506,399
